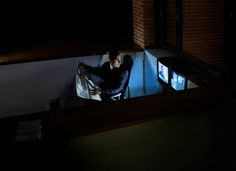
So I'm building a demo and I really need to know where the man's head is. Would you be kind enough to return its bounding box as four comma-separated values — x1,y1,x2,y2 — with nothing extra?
109,50,121,68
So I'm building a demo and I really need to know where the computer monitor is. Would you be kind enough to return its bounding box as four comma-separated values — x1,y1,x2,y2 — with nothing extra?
158,61,169,84
171,71,186,91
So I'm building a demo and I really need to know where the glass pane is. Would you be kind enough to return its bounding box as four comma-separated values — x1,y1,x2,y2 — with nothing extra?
165,0,177,46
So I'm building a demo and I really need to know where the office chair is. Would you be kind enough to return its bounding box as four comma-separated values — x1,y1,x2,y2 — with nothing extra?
110,54,133,101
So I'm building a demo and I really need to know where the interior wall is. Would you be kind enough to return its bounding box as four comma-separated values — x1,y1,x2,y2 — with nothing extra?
128,52,145,98
144,50,163,95
0,56,101,118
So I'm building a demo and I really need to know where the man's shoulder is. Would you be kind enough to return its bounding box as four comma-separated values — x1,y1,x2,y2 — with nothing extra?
102,62,110,68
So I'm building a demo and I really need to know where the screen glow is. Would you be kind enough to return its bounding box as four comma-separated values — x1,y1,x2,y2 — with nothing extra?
171,71,185,90
158,62,169,83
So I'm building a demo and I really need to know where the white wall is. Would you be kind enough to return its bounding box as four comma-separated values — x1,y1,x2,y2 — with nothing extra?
0,55,101,118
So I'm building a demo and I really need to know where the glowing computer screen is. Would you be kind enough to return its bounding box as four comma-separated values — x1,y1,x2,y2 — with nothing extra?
171,71,186,90
158,61,169,84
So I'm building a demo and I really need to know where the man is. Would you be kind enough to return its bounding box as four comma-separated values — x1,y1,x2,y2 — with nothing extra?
78,50,129,101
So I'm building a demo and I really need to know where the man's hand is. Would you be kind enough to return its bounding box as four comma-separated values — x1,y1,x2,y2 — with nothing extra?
90,87,102,95
78,62,87,73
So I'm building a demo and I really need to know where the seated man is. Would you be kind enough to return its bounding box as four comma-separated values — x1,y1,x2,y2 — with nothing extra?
78,50,129,101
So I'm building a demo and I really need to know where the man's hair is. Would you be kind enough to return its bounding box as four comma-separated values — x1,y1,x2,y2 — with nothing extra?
109,50,120,61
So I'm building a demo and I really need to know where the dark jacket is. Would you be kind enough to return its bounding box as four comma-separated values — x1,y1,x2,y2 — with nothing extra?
84,62,129,97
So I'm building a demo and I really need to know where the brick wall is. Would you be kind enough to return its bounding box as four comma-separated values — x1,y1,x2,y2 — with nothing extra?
182,0,225,68
133,0,225,68
133,0,155,48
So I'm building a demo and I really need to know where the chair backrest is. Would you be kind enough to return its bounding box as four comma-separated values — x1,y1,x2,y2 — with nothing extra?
121,54,133,99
